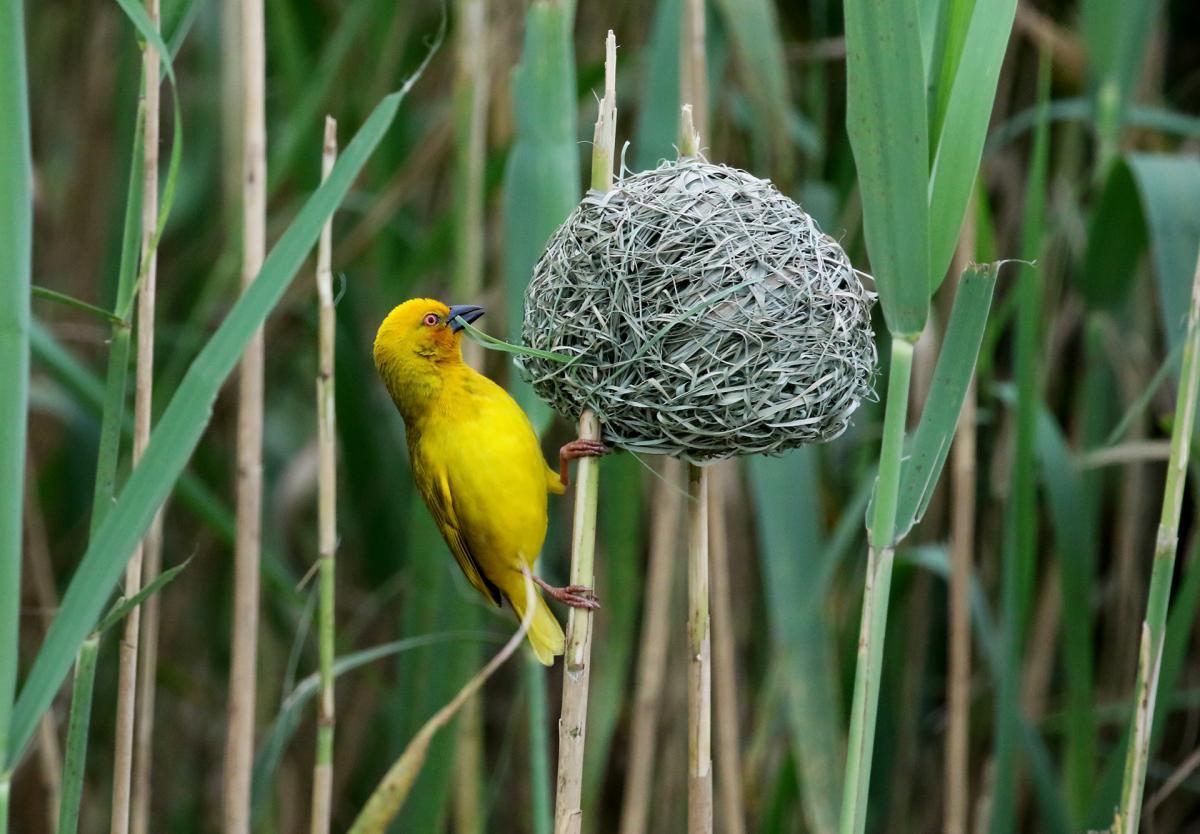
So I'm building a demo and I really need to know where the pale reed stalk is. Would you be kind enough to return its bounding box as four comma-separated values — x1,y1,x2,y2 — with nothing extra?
945,200,977,834
687,462,713,834
709,464,745,834
553,30,616,834
451,2,489,827
112,3,160,831
224,0,267,827
310,115,338,834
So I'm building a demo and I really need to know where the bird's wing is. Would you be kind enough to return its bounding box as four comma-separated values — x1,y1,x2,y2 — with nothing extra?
424,469,502,607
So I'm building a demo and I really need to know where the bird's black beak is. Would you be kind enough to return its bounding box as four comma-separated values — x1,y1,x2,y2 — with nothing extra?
447,304,485,332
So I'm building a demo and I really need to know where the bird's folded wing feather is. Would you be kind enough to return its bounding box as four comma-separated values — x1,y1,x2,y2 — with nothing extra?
424,469,501,607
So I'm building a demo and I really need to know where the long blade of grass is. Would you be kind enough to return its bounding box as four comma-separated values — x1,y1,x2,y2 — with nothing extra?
502,0,579,434
1122,154,1200,351
893,264,1000,540
750,448,858,834
926,0,1016,288
7,45,439,762
1036,409,1098,822
843,0,930,336
0,0,32,791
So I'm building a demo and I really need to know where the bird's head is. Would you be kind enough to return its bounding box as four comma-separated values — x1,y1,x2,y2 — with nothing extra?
373,298,486,416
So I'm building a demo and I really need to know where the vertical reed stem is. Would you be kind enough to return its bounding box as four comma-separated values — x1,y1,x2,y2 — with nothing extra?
452,1,489,827
553,30,615,834
552,405,602,834
225,0,267,826
112,4,161,831
687,463,713,834
840,337,915,834
1114,244,1200,834
681,0,707,140
709,465,746,834
946,378,975,834
310,115,338,834
618,458,683,834
945,200,978,834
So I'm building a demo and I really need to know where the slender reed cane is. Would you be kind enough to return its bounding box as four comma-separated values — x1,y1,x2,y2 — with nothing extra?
676,104,714,834
225,0,267,827
709,465,745,834
310,115,338,834
552,30,615,834
945,205,978,834
452,1,489,826
1114,244,1200,834
687,461,713,834
112,4,161,831
839,337,915,834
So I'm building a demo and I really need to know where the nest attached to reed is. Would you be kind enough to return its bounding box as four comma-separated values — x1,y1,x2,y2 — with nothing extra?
519,157,877,463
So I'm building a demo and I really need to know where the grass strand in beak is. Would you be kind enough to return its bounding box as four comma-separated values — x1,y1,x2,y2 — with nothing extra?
454,317,577,365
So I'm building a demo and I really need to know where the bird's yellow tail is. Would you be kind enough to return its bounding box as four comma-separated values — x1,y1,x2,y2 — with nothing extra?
509,587,565,666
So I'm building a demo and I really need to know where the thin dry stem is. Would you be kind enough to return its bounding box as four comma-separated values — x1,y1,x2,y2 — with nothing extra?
310,114,338,834
945,378,975,834
129,517,161,834
618,458,684,834
945,200,977,834
687,464,713,834
453,0,488,372
554,32,616,834
112,4,160,831
554,408,602,834
451,1,488,826
23,460,62,830
224,0,267,827
709,463,745,834
681,0,707,141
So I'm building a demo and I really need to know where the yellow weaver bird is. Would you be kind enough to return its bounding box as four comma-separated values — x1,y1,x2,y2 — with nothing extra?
373,298,607,665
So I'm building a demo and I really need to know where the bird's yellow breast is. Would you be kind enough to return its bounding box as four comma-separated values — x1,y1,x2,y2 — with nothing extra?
408,367,552,571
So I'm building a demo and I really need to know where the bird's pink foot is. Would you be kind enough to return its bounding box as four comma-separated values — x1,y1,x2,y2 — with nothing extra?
559,438,610,488
533,575,601,610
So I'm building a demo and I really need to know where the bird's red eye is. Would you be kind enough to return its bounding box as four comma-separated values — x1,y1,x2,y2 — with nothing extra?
422,313,440,327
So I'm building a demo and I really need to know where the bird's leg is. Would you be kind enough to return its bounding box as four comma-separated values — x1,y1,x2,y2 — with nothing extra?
533,574,601,610
558,438,610,488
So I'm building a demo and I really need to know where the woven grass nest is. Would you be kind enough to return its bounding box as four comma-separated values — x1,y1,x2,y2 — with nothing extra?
519,156,877,463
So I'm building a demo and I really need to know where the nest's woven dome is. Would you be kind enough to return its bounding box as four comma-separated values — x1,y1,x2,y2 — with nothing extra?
519,157,877,462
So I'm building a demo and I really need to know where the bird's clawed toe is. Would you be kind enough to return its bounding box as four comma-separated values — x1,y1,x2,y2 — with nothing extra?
558,439,612,487
533,576,602,610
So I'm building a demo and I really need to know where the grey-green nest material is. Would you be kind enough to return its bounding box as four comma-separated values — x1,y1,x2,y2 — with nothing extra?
519,157,877,463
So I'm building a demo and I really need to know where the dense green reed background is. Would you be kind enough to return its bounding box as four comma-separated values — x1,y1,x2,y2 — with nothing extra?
7,0,1200,832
